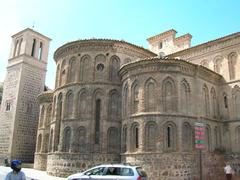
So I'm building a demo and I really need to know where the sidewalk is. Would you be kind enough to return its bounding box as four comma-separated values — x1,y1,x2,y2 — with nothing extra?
0,166,65,180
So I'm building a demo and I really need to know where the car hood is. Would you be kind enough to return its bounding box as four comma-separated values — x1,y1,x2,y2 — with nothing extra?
67,172,84,179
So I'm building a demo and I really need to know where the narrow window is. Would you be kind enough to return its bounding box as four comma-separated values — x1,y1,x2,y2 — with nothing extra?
6,102,11,111
17,38,23,56
95,99,101,144
224,96,228,108
38,42,43,60
13,40,19,57
159,42,163,49
31,39,36,57
167,126,171,148
135,127,139,148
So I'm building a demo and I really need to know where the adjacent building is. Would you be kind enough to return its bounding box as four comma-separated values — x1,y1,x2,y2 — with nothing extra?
0,28,51,163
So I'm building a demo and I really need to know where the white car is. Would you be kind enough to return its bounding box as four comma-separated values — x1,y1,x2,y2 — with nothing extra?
66,164,147,180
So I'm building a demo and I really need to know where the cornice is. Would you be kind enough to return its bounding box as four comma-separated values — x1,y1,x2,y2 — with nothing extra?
37,90,53,103
147,29,177,43
174,33,192,43
119,57,223,84
168,32,240,59
12,28,51,41
54,39,156,61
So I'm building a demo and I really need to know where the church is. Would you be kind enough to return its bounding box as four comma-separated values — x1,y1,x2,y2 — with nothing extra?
0,28,240,180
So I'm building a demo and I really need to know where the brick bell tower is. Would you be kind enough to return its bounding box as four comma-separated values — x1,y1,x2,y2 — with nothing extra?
0,28,51,163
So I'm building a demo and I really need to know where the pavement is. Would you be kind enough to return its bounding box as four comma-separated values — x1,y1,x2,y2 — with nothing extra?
0,166,66,180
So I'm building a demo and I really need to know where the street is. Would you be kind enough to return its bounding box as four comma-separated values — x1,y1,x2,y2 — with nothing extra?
0,166,65,180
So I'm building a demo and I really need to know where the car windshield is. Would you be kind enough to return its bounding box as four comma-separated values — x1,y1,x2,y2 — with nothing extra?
84,167,105,176
136,167,147,177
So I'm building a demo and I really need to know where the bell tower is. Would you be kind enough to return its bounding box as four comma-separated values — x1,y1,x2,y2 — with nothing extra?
0,28,51,163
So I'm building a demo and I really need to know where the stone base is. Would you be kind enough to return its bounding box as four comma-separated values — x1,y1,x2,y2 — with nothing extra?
34,153,48,170
46,153,120,177
121,152,226,180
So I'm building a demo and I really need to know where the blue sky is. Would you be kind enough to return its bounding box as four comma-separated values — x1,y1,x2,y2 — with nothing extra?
0,0,239,88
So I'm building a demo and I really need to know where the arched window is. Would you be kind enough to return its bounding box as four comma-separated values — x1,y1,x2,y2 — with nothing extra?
93,90,104,150
95,99,101,144
38,42,43,60
122,125,127,153
43,133,49,153
80,55,92,82
62,127,71,152
223,94,228,109
131,81,139,114
44,105,52,127
145,78,156,112
78,91,87,118
107,127,119,153
182,122,192,151
77,126,87,153
123,84,128,117
163,122,176,151
228,52,237,80
210,88,217,118
203,85,210,116
131,123,139,152
60,59,67,86
109,55,120,81
108,90,120,121
145,122,157,151
31,39,36,57
214,56,222,73
39,106,45,128
66,91,74,118
180,79,190,114
163,77,177,112
37,134,42,152
68,57,76,83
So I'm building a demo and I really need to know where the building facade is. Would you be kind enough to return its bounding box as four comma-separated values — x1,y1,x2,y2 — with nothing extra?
0,28,51,163
1,28,239,179
33,30,240,180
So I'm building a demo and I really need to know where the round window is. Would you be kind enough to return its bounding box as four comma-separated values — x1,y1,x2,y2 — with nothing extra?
96,63,104,71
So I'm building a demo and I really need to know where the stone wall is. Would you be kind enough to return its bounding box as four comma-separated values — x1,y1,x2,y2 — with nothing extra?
0,66,21,164
12,62,46,162
34,153,48,170
122,152,225,180
46,153,120,177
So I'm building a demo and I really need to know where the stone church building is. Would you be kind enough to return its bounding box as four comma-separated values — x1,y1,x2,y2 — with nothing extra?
1,28,240,179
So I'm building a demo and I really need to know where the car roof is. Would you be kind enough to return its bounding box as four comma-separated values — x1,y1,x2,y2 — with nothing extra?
92,164,140,168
